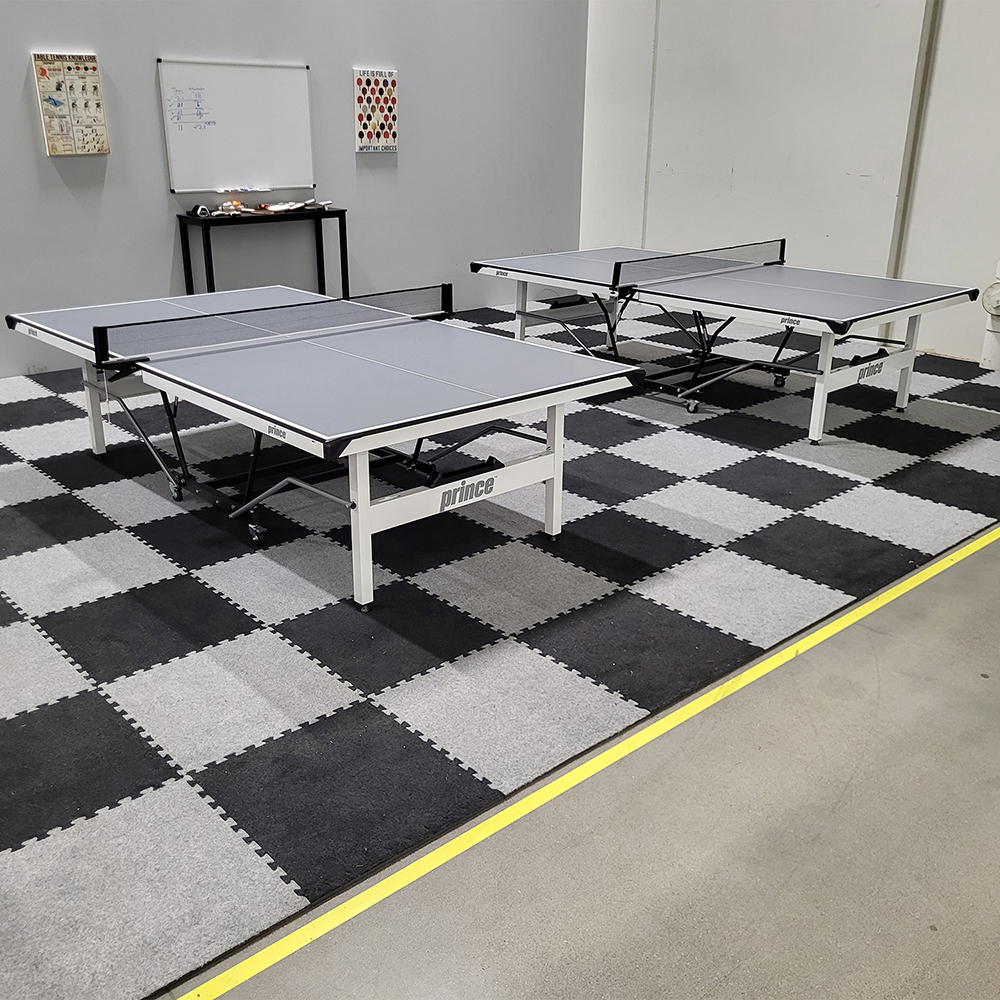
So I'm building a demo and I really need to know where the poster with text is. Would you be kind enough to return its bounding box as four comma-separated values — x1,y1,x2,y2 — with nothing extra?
355,69,397,153
33,53,110,156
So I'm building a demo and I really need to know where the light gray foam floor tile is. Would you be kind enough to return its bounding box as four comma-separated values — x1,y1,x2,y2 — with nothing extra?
0,376,54,404
620,481,788,545
728,368,814,394
197,537,391,624
633,548,851,649
743,395,868,432
106,631,359,772
376,639,645,794
776,434,916,480
0,622,92,718
163,423,282,467
971,370,1000,388
604,394,716,428
486,481,606,524
0,778,302,1000
457,499,543,539
711,340,791,362
935,436,1000,477
0,417,133,460
77,475,207,526
450,431,594,465
504,400,590,427
889,397,1000,435
612,427,754,477
264,475,396,532
0,530,180,617
864,369,961,399
0,462,65,506
414,540,615,634
809,484,992,554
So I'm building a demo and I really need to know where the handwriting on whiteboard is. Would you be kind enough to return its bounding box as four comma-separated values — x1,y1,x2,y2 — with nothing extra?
166,86,217,130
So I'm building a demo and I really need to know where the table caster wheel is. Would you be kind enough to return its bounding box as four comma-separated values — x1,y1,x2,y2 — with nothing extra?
686,399,700,414
773,376,786,388
248,523,267,544
170,485,183,501
355,601,370,613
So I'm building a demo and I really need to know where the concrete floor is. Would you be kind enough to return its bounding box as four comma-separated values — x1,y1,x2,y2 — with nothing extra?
172,532,1000,1000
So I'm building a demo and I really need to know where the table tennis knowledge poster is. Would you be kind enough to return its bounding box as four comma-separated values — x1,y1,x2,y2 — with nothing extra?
33,53,110,156
355,68,397,152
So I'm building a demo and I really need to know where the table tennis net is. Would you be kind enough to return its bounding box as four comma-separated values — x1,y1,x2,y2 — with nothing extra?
612,239,785,289
93,285,453,362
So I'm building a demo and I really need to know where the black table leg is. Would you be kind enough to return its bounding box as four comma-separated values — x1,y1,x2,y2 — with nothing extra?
338,214,350,299
201,226,216,293
314,216,327,296
179,222,195,295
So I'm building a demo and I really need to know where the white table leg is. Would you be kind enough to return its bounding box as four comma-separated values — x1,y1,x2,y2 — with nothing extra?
349,450,374,607
515,280,528,341
81,360,107,455
808,331,836,444
606,295,620,352
544,403,565,538
895,314,920,411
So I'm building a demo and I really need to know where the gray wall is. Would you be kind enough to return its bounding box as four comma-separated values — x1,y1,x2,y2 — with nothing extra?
0,0,589,377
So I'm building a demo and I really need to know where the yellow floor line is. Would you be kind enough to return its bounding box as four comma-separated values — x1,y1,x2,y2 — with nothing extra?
177,522,1000,1000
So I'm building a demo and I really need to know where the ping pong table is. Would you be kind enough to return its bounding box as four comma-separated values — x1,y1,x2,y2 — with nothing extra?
6,285,640,607
472,240,979,442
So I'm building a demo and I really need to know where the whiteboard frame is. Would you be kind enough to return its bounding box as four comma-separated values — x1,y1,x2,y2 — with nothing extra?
157,57,316,195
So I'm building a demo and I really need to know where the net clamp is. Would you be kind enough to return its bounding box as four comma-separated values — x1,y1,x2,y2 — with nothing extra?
95,356,149,381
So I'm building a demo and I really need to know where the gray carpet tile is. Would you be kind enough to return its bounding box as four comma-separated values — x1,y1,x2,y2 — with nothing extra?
105,631,360,772
0,461,65,506
611,427,755,477
413,540,615,634
0,621,92,718
0,530,180,617
0,376,54,405
0,416,133,461
935,436,1000,478
809,484,992,554
775,435,919,480
742,394,870,433
620,480,788,545
376,639,646,793
0,778,302,1000
633,548,852,649
76,473,209,526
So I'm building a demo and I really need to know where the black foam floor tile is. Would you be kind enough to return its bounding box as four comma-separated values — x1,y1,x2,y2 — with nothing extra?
0,595,23,627
690,379,782,411
702,455,855,509
527,510,709,585
563,452,679,505
878,462,1000,519
0,444,17,466
558,408,661,449
35,442,169,490
39,576,258,683
132,506,310,571
535,327,608,350
687,412,802,450
0,689,177,851
728,515,924,597
0,396,83,432
193,442,312,483
108,399,230,437
833,414,967,457
933,382,1000,412
330,512,506,577
279,581,501,690
914,355,985,379
29,369,84,394
0,494,116,559
196,702,503,901
521,591,759,711
454,307,514,326
755,330,820,355
816,384,897,412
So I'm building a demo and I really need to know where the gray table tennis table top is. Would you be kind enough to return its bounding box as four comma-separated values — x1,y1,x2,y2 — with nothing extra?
7,286,639,458
471,246,978,334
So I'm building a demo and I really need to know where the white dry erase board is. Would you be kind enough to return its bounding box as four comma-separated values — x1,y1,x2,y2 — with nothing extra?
157,58,314,194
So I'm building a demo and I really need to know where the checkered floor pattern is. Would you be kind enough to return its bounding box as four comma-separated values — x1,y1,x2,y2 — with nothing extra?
3,299,1000,999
